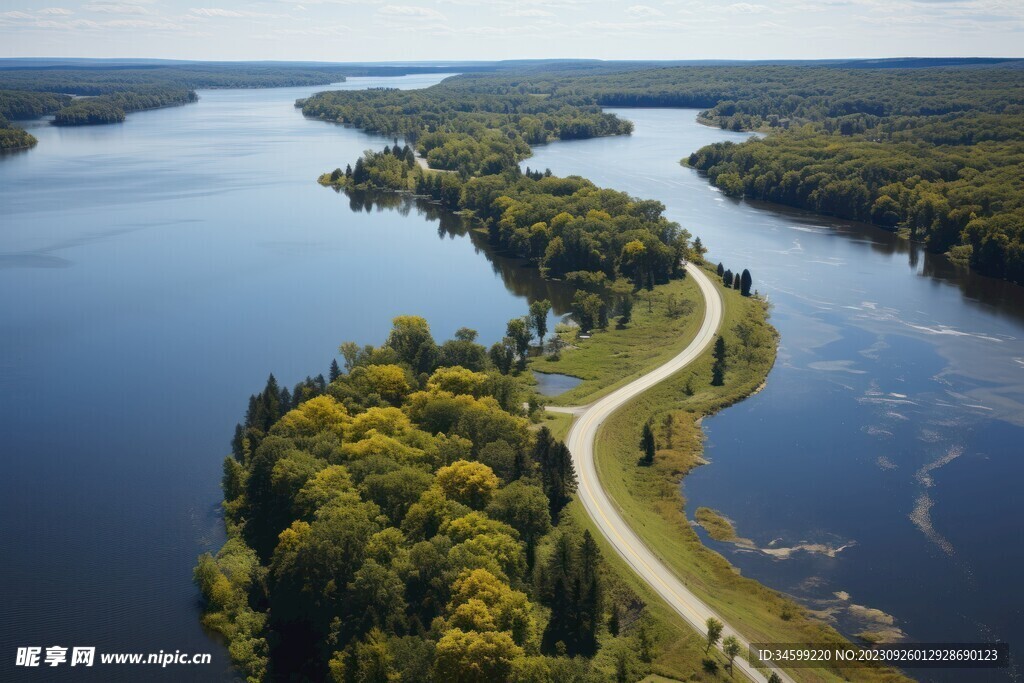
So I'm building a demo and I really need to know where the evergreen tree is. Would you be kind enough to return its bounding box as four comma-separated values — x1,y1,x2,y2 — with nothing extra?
712,336,727,386
352,157,369,185
740,269,752,297
640,421,656,466
329,358,341,382
231,423,245,461
716,262,724,277
723,269,733,288
733,272,741,289
692,236,706,263
532,427,577,521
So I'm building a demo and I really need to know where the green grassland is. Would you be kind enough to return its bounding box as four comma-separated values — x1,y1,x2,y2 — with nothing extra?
532,274,705,407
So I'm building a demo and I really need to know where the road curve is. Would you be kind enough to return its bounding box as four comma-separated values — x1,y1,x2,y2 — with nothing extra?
556,262,794,683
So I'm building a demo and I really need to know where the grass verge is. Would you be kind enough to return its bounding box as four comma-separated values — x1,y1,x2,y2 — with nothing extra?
532,274,705,407
585,270,910,682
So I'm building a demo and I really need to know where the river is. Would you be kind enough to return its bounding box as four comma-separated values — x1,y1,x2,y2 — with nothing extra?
0,73,569,681
1,79,1021,682
525,108,1024,682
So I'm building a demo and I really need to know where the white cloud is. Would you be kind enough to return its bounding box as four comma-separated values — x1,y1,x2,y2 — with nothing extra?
1,10,35,19
38,7,74,15
190,7,288,18
719,3,771,13
502,7,554,17
83,3,152,14
626,4,664,17
377,4,446,18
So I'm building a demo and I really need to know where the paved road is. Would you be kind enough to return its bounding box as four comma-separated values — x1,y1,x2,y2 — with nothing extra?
555,262,794,683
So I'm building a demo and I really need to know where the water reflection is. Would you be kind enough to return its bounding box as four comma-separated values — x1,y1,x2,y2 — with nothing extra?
339,188,577,315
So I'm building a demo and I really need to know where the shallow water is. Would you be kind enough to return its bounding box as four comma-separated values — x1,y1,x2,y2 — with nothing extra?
526,108,1024,681
533,371,583,397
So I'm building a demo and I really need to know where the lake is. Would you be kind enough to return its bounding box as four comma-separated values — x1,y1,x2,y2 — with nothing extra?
0,73,568,681
526,108,1024,681
2,80,1022,682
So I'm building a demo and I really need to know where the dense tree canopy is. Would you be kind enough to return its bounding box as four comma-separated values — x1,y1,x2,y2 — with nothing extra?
196,316,636,682
300,83,632,177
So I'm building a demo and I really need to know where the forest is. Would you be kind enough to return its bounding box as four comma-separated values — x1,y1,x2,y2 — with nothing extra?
0,90,70,150
52,88,199,125
299,85,631,177
389,63,1024,285
0,64,357,133
321,146,693,292
198,316,654,682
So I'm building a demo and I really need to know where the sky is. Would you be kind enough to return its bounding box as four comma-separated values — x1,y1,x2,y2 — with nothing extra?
1,0,1022,62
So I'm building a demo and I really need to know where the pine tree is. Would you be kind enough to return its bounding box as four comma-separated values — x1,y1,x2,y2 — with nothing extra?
723,269,733,288
533,427,577,521
733,272,741,289
712,336,727,386
352,156,368,185
692,236,706,263
329,358,341,382
741,269,752,296
640,421,656,466
716,262,724,277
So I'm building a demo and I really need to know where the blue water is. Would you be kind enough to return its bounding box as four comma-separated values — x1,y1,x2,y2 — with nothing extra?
0,73,562,680
3,84,1023,683
525,109,1024,682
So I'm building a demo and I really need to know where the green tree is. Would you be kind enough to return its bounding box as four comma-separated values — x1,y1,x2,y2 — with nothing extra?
353,628,398,683
571,291,603,333
705,617,723,653
436,460,499,509
386,315,438,375
740,269,752,296
487,481,551,567
528,299,551,347
712,336,727,386
433,628,522,683
489,338,516,375
505,317,532,370
723,635,740,675
639,421,656,466
532,427,577,521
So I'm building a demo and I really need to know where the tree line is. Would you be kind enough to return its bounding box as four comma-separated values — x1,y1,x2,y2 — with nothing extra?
397,63,1024,286
52,87,199,125
199,315,661,682
300,84,632,177
0,90,71,151
322,146,698,295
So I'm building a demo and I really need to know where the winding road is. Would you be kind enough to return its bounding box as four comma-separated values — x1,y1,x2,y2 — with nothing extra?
550,262,794,683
